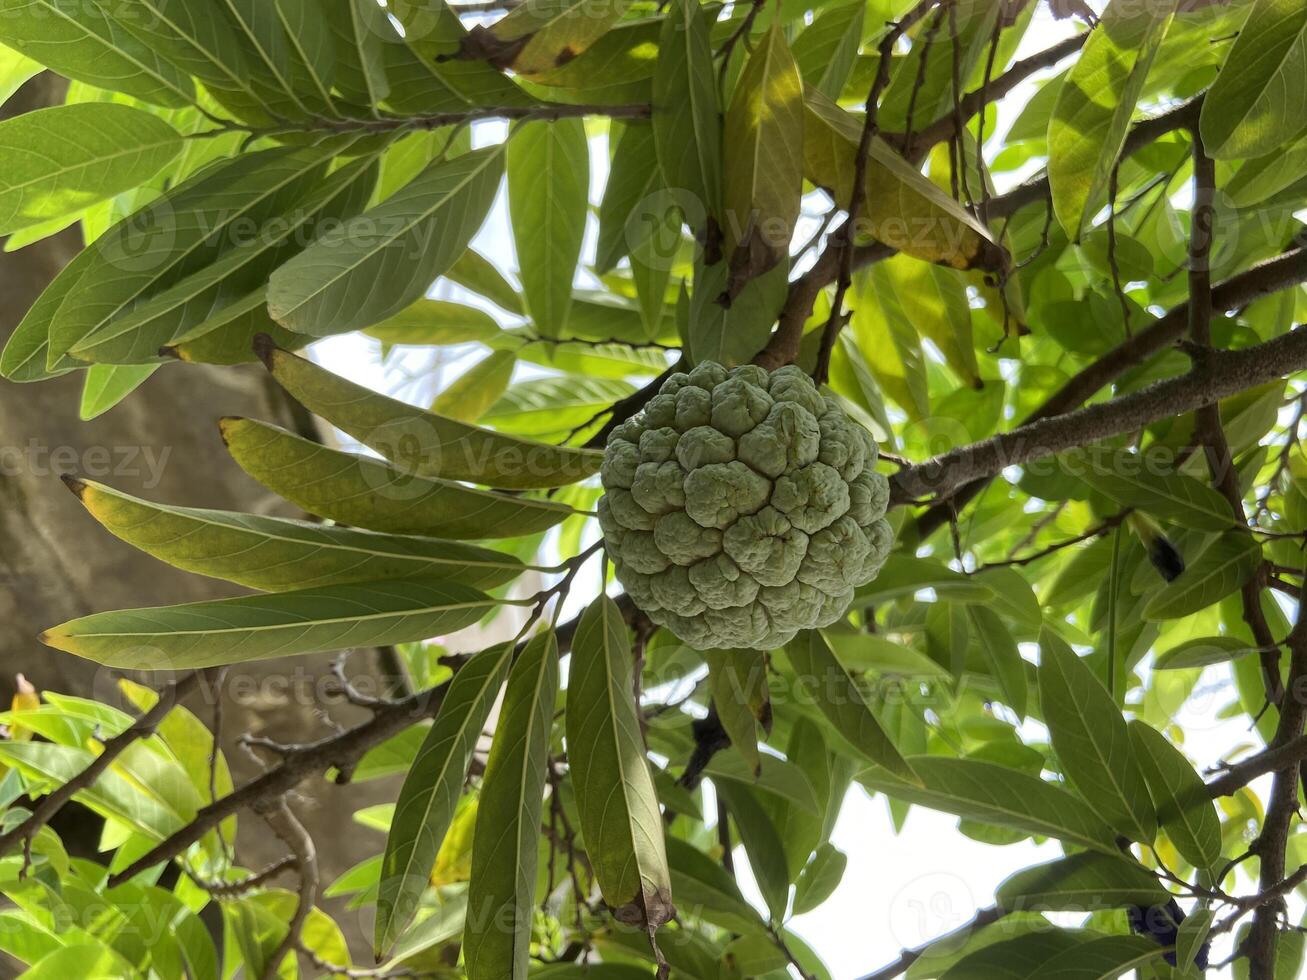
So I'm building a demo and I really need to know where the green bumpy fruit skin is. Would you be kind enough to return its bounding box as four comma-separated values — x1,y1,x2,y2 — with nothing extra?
598,362,892,650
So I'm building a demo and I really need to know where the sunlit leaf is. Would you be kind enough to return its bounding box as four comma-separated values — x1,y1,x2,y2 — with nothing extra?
0,103,181,236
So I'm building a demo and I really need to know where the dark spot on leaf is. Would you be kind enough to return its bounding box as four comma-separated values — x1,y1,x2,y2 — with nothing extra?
457,26,531,70
554,46,576,66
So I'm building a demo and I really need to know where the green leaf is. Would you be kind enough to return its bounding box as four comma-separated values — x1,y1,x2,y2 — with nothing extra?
0,0,195,107
446,247,525,316
792,842,846,915
268,145,504,336
567,597,673,929
941,933,1161,980
653,0,721,222
375,643,513,956
117,0,276,123
463,631,559,980
76,154,379,364
1,145,333,381
1176,906,1215,974
1128,720,1222,870
324,0,390,108
0,103,181,235
857,555,996,602
1068,448,1234,531
802,85,996,269
218,417,574,539
1048,0,1176,238
967,607,1029,719
996,853,1169,911
68,478,526,592
595,122,656,276
822,628,950,678
1201,0,1307,159
259,343,601,489
486,0,634,76
664,835,767,936
1037,628,1157,842
877,0,1002,132
507,119,588,337
1225,135,1307,207
40,577,499,669
722,22,804,278
19,943,137,978
364,299,502,347
1154,635,1261,670
791,1,864,100
78,363,157,420
0,45,41,108
971,567,1043,627
480,376,634,439
686,256,788,368
849,264,930,420
716,782,791,923
886,257,981,387
704,751,819,815
784,630,918,783
703,649,767,776
858,757,1120,854
0,741,185,840
1144,532,1262,620
386,0,533,111
430,350,517,423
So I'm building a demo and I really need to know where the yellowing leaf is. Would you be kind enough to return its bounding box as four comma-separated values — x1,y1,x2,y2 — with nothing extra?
802,87,998,269
259,341,602,490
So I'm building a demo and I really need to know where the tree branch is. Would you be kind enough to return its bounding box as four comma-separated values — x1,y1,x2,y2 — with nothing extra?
897,32,1088,154
757,98,1203,374
855,906,1006,980
257,800,317,980
1243,580,1307,975
910,245,1307,537
1207,734,1307,798
889,324,1307,504
1185,127,1282,706
202,102,651,140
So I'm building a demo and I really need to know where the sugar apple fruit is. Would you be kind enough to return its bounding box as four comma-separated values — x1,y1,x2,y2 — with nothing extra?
598,361,893,651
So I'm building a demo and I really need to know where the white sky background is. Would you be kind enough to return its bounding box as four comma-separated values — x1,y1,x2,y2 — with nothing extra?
313,4,1303,977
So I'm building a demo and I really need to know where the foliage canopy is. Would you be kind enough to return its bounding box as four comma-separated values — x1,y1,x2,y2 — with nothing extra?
1,0,1307,977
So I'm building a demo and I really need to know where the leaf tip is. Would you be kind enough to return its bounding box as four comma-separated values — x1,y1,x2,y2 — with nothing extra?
37,628,70,652
251,332,280,369
60,473,89,500
217,416,245,447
